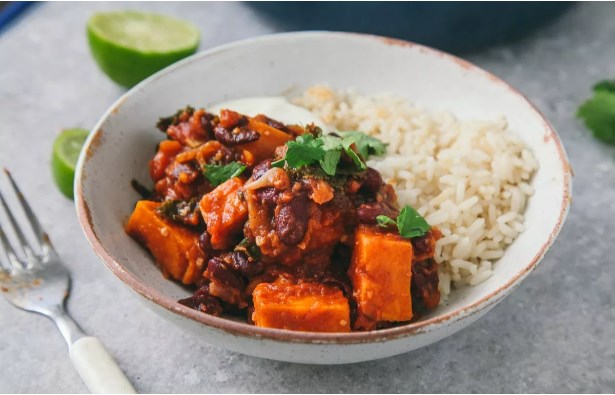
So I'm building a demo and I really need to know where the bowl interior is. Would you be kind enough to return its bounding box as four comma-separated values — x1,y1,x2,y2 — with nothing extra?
76,32,571,335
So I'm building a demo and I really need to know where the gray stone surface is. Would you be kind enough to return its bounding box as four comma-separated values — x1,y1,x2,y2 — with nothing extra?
1,2,614,393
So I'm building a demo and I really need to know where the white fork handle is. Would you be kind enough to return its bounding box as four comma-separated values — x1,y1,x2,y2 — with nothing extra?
69,337,136,394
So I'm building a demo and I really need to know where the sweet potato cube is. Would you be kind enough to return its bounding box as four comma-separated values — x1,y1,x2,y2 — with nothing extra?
252,282,351,332
199,177,248,250
239,118,292,163
349,225,414,323
126,201,205,284
149,140,183,181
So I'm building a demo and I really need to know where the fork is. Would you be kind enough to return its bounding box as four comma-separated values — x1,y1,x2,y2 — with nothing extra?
0,169,136,394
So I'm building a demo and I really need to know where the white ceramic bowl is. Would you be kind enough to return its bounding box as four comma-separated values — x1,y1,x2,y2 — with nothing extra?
75,32,572,364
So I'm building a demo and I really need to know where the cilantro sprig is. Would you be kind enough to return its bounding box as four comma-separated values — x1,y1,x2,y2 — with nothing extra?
377,205,430,239
272,134,325,170
337,131,387,158
203,162,246,186
271,130,386,176
577,79,615,145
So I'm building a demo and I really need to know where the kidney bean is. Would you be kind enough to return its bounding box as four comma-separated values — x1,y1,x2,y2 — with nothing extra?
412,231,435,260
214,125,260,145
228,251,264,278
412,259,440,312
275,193,310,245
255,187,279,208
207,257,245,290
214,145,243,165
360,167,383,194
178,284,223,316
357,201,398,224
357,202,386,224
251,160,272,180
253,114,291,134
200,112,216,140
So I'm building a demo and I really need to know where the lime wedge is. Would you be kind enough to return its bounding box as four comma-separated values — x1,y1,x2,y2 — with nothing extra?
51,129,89,199
87,11,200,88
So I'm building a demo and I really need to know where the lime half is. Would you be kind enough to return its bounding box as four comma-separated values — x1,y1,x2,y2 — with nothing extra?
87,11,200,88
52,129,89,199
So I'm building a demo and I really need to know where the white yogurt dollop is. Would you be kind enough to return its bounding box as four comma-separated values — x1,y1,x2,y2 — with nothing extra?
210,96,328,130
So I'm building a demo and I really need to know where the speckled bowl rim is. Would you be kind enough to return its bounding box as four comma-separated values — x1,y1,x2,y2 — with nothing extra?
75,31,573,345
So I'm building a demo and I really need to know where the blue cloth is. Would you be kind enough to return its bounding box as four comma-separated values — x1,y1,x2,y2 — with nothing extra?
0,2,34,34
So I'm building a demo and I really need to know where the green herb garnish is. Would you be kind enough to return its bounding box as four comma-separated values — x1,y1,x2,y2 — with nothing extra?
338,131,387,159
272,134,325,169
341,137,366,171
319,149,342,176
203,161,246,186
376,215,397,227
157,200,182,220
272,130,385,175
377,205,430,239
157,198,198,223
237,238,262,260
318,134,344,175
246,244,262,261
156,105,194,132
577,79,615,145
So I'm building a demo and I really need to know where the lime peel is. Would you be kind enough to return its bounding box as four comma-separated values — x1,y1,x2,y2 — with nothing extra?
87,11,200,87
52,128,89,199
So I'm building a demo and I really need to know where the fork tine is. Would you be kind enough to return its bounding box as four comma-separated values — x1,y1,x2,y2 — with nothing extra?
0,186,38,258
3,169,52,252
0,225,23,272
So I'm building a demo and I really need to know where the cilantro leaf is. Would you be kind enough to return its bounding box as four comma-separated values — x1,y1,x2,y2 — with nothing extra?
271,131,385,175
316,135,343,175
320,149,341,176
376,205,430,239
319,134,343,151
203,162,246,186
396,205,430,238
339,131,387,158
271,134,325,169
341,137,367,171
577,90,615,145
376,215,396,227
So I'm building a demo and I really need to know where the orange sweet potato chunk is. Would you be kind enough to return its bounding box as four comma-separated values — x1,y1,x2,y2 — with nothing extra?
149,140,183,182
252,282,351,332
239,118,292,163
125,201,205,284
199,177,248,250
349,225,414,323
